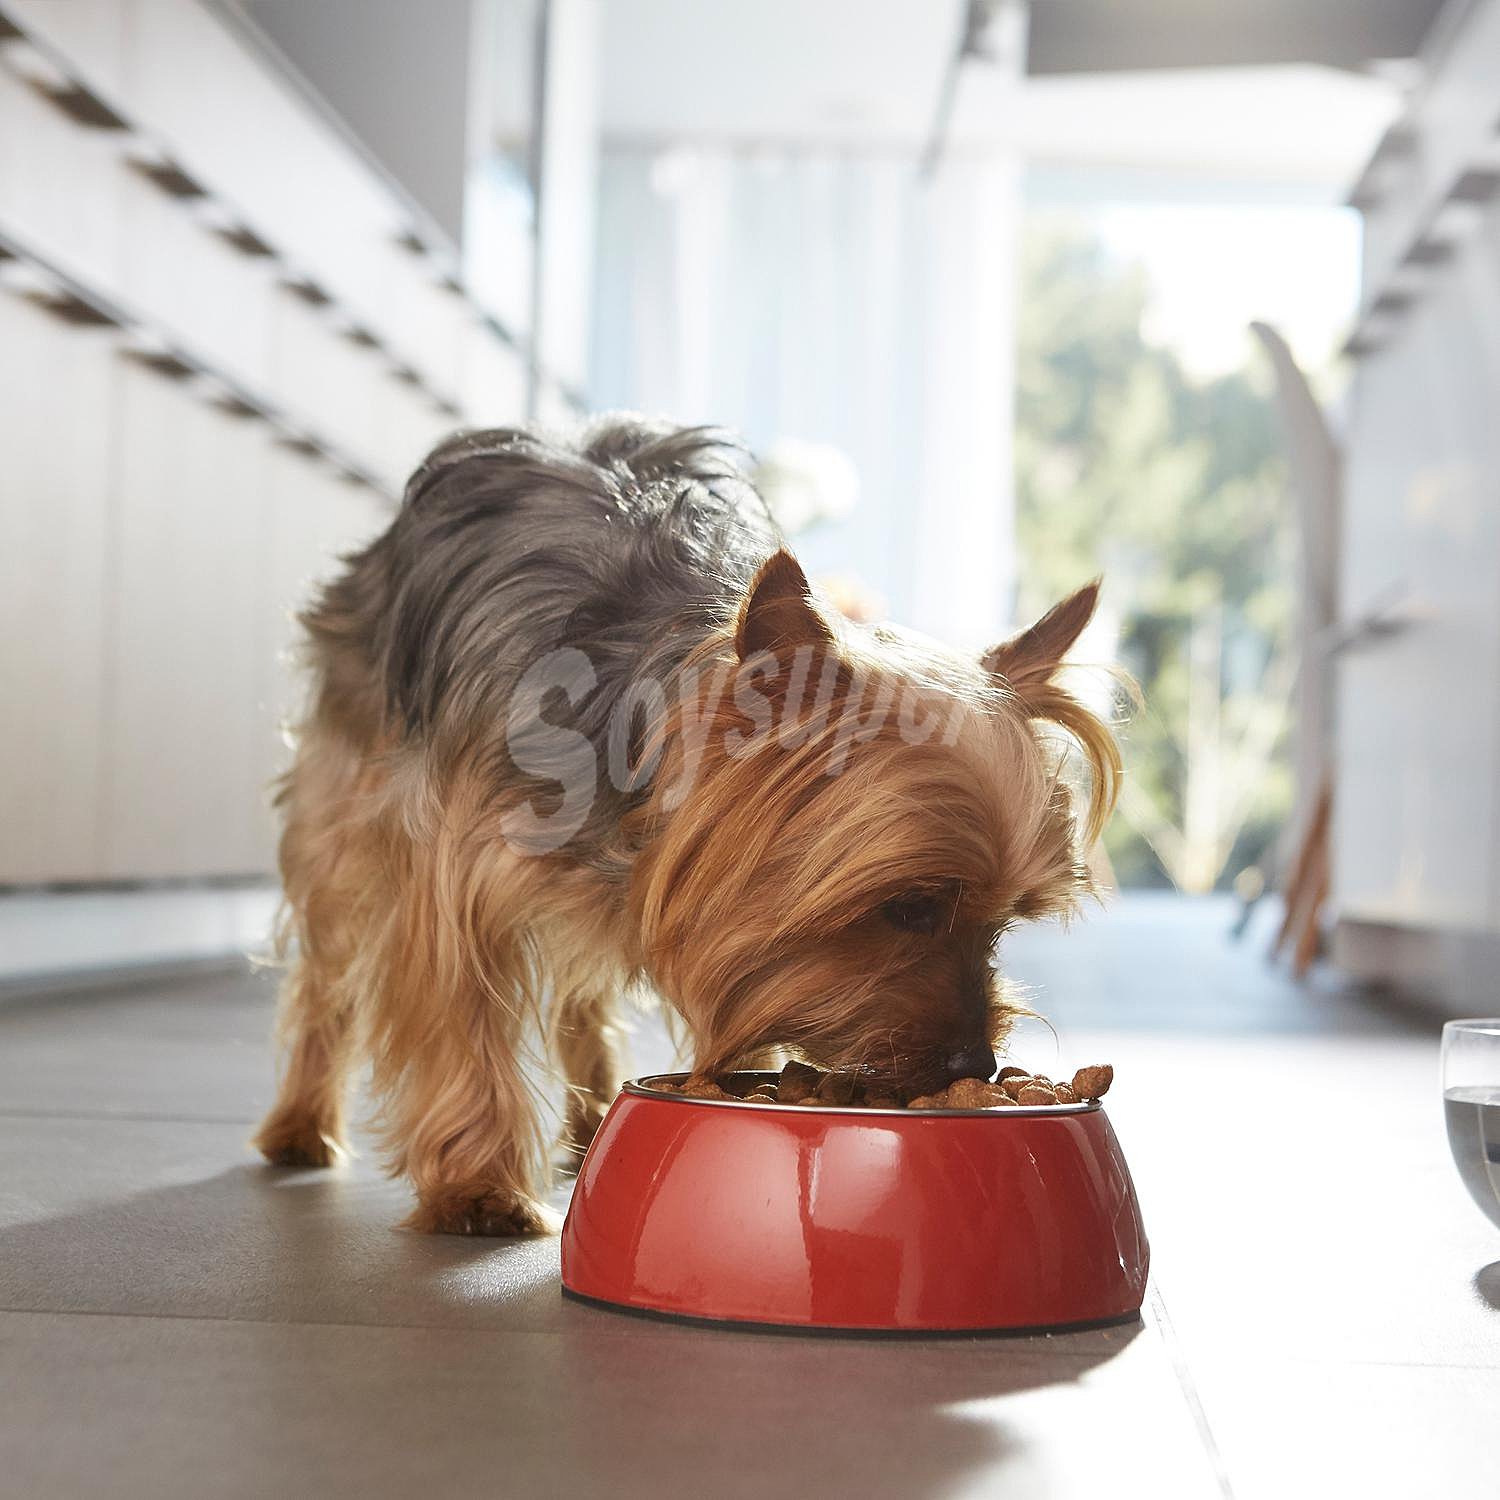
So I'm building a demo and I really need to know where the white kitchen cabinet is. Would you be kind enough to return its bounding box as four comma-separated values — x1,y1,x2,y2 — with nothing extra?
0,0,544,884
101,363,268,876
0,297,118,881
1336,0,1500,999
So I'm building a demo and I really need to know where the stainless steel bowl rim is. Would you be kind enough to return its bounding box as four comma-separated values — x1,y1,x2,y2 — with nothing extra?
623,1072,1102,1118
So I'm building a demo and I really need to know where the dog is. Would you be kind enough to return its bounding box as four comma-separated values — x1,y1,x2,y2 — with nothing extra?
252,417,1119,1235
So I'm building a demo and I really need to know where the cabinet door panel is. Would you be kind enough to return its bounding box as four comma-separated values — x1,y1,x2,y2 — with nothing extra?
367,372,455,497
0,66,122,289
125,0,395,327
266,286,382,465
460,322,527,427
253,450,388,869
4,1,131,97
0,298,117,882
118,169,276,391
103,364,268,877
1338,228,1500,929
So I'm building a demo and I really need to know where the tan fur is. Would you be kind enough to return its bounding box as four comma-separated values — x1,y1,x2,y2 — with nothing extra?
255,544,1118,1236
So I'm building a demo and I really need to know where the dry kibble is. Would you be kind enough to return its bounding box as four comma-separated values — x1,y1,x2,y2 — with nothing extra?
817,1071,861,1105
682,1077,733,1100
654,1059,1115,1112
945,1077,1011,1109
776,1060,824,1103
1016,1083,1057,1106
1071,1064,1114,1101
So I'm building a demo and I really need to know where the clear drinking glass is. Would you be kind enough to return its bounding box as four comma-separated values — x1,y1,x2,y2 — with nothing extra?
1443,1019,1500,1230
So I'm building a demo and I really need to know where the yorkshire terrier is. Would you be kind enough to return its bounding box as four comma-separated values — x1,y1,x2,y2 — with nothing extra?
253,418,1119,1234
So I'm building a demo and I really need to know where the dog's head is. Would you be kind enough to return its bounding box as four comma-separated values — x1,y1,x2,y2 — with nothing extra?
631,551,1119,1093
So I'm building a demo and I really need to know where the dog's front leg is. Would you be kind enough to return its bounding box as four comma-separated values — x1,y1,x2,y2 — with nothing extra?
552,982,628,1168
369,938,557,1236
253,960,353,1168
387,1004,560,1236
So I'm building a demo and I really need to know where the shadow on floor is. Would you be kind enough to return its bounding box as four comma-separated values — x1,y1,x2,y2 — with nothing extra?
0,1162,557,1330
1476,1261,1500,1313
0,1162,1140,1494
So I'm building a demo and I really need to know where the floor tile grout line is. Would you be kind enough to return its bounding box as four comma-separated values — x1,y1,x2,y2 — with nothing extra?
0,1299,696,1340
0,1107,261,1126
0,1301,657,1339
1149,1280,1239,1500
4,1300,1495,1370
0,1301,1142,1353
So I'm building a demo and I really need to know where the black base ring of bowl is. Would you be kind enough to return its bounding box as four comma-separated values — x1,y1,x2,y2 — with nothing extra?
561,1286,1144,1340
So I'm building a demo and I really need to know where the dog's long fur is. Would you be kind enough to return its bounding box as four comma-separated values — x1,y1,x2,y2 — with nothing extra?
253,417,1119,1234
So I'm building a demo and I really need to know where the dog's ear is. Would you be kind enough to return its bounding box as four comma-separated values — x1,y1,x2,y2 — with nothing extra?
735,549,834,660
983,579,1120,845
982,580,1099,696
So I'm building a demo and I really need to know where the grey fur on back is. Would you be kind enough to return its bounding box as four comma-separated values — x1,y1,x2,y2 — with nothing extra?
307,416,778,857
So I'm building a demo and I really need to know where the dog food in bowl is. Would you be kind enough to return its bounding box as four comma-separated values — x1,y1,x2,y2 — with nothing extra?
646,1059,1114,1109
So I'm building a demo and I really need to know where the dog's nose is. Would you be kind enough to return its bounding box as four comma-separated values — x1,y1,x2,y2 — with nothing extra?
943,1044,996,1082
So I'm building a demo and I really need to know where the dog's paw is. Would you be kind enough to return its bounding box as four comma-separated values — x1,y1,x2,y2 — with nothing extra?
405,1189,562,1237
253,1111,344,1169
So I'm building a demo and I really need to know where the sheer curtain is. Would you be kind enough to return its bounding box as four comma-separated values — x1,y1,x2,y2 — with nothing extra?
590,146,1019,648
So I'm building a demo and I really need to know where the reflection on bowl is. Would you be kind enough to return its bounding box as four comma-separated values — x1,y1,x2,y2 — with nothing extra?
561,1073,1150,1333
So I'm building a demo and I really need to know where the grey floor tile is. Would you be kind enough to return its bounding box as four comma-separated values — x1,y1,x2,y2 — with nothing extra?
0,1308,1222,1500
5,893,1496,1496
1082,1033,1500,1373
0,963,682,1124
0,1112,575,1333
1187,1356,1500,1499
0,1112,1145,1356
1003,892,1431,1038
0,966,280,1122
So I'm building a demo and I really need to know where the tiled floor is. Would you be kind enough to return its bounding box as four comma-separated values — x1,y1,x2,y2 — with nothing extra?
1,894,1495,1497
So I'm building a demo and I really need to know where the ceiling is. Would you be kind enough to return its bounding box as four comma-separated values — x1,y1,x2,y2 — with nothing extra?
596,0,1413,191
1027,0,1451,74
598,0,1440,147
598,0,976,148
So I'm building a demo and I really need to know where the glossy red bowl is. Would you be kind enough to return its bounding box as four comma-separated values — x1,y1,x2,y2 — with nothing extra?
561,1073,1149,1334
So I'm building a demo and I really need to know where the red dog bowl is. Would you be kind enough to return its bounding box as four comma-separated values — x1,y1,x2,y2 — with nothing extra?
561,1074,1149,1334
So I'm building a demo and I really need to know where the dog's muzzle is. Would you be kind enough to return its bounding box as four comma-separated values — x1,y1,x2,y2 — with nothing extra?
942,1043,997,1083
